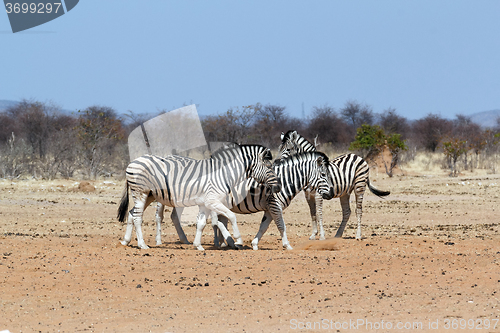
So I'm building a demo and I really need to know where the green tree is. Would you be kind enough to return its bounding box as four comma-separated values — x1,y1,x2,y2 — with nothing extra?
384,133,408,177
349,124,386,160
349,124,408,177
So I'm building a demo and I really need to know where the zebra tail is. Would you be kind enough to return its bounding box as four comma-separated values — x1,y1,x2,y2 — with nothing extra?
117,182,129,222
367,178,390,198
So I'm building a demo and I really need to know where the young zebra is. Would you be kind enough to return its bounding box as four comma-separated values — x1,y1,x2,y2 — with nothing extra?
161,151,334,250
277,130,390,240
117,143,280,250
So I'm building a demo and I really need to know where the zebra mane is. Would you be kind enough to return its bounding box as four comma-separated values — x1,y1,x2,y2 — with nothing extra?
281,130,297,142
282,131,316,151
276,150,329,166
211,143,273,161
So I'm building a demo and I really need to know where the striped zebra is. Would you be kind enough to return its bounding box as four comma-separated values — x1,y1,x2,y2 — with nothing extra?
161,151,334,250
277,130,390,240
117,143,280,250
217,151,334,250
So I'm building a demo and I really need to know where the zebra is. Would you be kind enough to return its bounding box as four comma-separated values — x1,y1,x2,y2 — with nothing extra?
158,151,334,250
117,143,281,250
277,130,390,240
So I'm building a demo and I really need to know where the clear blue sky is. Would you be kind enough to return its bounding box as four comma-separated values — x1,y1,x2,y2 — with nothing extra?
2,1,500,120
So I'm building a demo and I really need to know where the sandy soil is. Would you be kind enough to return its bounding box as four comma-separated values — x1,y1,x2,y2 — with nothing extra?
1,169,499,332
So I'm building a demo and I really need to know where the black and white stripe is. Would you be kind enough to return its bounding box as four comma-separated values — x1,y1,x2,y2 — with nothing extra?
214,151,334,250
277,130,390,240
117,143,280,250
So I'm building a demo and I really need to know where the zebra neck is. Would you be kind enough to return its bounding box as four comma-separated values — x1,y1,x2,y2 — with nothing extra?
212,156,248,186
275,160,309,197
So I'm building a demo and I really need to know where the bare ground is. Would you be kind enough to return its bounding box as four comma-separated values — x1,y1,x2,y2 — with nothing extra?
1,170,499,332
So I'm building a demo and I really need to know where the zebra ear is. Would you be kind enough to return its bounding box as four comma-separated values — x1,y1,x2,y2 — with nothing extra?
280,132,285,141
263,148,273,161
316,155,325,167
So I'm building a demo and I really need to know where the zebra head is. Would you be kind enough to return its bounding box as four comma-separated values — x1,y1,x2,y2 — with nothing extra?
309,152,334,200
276,130,316,163
243,145,281,193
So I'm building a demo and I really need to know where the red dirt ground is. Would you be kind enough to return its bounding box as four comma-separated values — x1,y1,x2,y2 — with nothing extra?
1,171,499,332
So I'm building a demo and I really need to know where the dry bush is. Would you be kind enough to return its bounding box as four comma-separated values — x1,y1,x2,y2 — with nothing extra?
0,133,32,179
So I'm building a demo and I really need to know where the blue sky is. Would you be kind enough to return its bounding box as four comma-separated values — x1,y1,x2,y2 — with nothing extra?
1,1,500,120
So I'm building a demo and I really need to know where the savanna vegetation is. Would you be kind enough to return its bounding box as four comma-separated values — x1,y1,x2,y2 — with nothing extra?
1,99,499,180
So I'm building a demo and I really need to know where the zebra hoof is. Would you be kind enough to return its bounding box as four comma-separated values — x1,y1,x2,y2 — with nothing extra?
309,235,316,240
285,244,293,250
120,240,130,246
226,237,235,249
319,236,326,241
180,239,191,245
235,244,243,250
138,242,149,250
252,245,259,251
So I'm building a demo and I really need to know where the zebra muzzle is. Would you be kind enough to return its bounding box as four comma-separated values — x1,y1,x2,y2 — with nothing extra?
271,183,281,193
321,188,334,200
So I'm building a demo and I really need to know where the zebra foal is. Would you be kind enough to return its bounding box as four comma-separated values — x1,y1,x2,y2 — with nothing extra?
277,130,390,240
117,143,280,250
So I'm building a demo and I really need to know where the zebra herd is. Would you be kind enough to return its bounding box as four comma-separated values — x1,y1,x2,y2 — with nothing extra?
117,131,390,250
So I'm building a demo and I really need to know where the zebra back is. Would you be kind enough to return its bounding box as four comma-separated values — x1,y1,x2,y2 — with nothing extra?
125,143,278,207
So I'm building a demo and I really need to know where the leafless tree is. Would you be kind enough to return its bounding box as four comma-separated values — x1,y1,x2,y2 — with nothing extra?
6,99,55,159
305,105,351,148
340,100,374,135
202,105,258,144
379,107,410,139
452,114,484,171
0,132,31,179
411,114,453,152
253,104,291,147
76,106,125,179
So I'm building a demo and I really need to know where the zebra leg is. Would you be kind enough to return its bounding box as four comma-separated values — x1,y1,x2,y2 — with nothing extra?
315,191,326,240
132,192,155,249
155,202,164,245
171,207,190,244
270,203,293,250
206,202,239,249
193,208,208,251
354,191,365,240
120,208,135,246
252,204,292,251
121,191,152,248
213,215,228,248
251,211,273,251
210,210,220,247
305,189,318,240
334,194,351,238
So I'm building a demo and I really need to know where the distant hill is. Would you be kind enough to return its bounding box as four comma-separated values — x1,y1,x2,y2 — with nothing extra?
468,109,500,128
0,99,19,111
